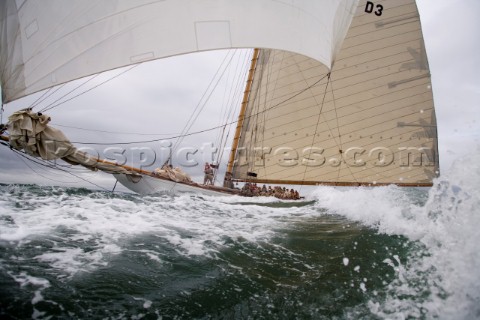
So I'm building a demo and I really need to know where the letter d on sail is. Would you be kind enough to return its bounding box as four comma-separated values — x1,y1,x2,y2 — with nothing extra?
365,1,374,13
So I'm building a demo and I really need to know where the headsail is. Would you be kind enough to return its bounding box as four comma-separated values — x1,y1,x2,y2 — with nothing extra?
0,0,357,103
7,109,138,176
229,0,439,187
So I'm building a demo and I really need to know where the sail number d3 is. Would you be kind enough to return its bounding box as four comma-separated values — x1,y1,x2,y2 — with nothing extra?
365,1,383,16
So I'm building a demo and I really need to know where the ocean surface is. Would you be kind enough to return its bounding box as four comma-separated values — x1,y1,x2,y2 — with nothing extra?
1,157,479,319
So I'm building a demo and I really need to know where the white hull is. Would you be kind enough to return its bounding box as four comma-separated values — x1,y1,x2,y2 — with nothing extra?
114,174,238,196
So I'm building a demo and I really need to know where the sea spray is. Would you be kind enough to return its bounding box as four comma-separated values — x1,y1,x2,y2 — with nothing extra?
307,153,480,319
0,156,478,318
416,153,480,319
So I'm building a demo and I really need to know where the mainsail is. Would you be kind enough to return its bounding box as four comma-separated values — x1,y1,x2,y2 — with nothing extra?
228,0,439,187
0,0,357,103
0,0,439,191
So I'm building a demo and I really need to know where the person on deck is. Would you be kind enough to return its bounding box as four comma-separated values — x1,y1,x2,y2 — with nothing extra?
223,172,234,189
203,162,214,185
261,185,267,195
268,186,274,196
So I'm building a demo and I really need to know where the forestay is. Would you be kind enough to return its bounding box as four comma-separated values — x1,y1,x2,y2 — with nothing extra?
0,0,358,103
230,0,439,187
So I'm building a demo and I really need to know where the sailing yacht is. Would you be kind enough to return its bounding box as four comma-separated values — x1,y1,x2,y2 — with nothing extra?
0,0,439,196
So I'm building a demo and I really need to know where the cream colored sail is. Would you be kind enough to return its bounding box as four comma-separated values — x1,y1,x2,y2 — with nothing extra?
0,0,357,103
230,0,439,187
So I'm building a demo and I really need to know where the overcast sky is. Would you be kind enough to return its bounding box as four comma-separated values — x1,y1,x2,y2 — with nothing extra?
0,0,479,191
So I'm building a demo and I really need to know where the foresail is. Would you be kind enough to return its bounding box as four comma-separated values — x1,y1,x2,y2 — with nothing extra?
7,110,140,176
0,0,357,103
230,0,439,187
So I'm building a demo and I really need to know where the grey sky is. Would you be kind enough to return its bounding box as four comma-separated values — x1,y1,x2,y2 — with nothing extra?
1,0,479,191
416,0,480,167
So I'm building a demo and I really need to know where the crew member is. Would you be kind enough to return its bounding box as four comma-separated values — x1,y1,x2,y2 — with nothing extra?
203,162,214,185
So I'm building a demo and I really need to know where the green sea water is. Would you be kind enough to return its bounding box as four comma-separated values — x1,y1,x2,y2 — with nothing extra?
0,162,479,319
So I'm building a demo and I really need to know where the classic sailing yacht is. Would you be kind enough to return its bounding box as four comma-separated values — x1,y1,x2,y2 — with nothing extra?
0,0,439,196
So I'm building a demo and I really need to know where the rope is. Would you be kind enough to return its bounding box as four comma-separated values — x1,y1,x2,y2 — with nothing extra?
38,74,100,112
39,64,139,113
299,73,331,185
31,85,66,110
53,124,180,136
13,150,76,184
70,72,331,146
28,87,54,109
3,144,110,191
171,50,238,159
213,50,252,182
111,180,118,193
329,74,354,182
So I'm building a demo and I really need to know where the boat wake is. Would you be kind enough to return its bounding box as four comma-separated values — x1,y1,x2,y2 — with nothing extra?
0,152,478,318
307,152,480,319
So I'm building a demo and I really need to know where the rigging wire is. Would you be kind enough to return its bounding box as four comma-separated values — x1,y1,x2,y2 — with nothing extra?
213,52,248,145
38,73,101,112
213,49,252,182
28,87,54,109
16,51,246,150
39,64,140,113
248,49,281,176
52,124,180,136
258,50,277,173
3,67,330,183
5,50,332,188
2,54,337,190
70,71,331,146
299,72,332,185
171,50,233,154
211,53,239,181
213,51,239,154
331,74,391,183
31,84,67,110
7,145,110,191
246,51,267,175
329,74,351,181
213,50,251,146
12,150,80,184
171,50,239,159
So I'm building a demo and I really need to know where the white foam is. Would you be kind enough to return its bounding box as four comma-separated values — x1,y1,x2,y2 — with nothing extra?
312,150,480,319
1,148,479,318
0,187,300,278
415,153,480,319
8,270,50,314
310,184,429,240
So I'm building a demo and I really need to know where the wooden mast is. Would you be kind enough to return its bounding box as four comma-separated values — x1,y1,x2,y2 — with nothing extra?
225,48,260,176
